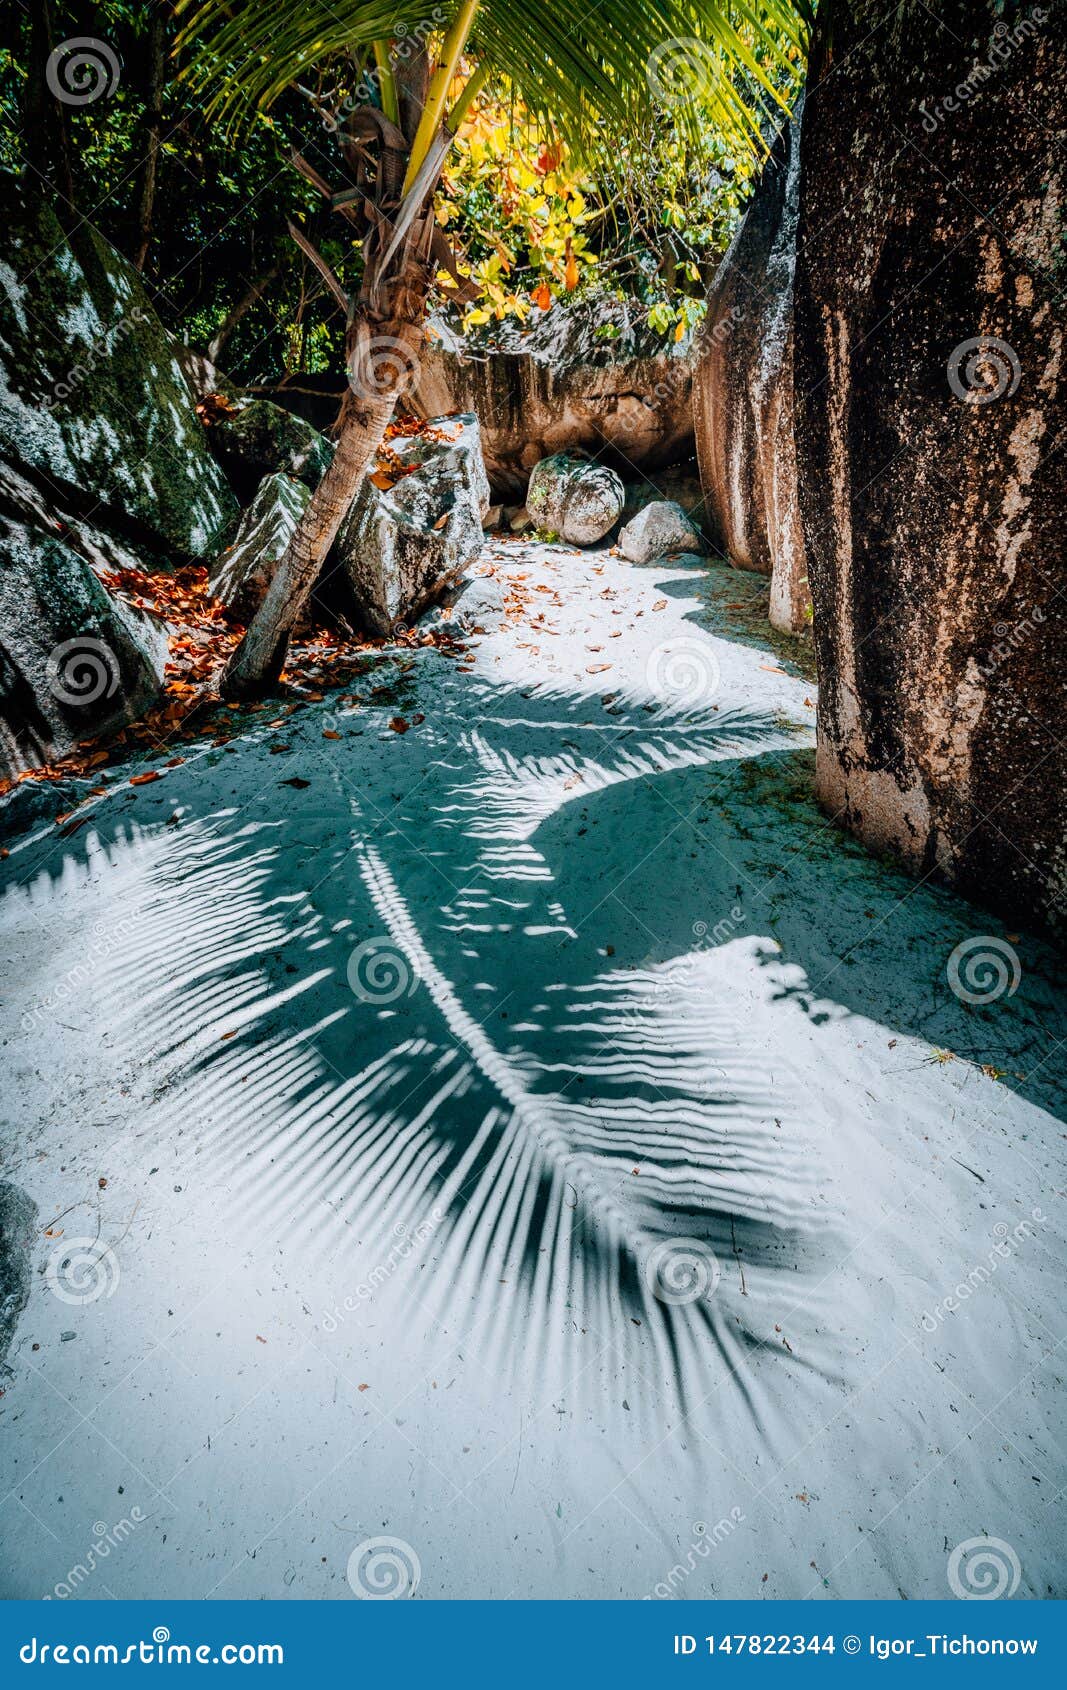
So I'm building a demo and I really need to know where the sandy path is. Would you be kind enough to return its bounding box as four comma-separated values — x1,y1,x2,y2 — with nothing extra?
1,541,1064,1600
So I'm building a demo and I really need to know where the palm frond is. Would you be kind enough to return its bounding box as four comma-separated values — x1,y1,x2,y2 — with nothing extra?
176,0,808,166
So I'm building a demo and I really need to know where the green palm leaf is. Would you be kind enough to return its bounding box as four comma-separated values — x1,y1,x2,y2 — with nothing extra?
176,0,808,165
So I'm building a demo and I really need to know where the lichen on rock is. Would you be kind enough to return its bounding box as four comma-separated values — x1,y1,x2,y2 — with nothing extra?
0,171,236,562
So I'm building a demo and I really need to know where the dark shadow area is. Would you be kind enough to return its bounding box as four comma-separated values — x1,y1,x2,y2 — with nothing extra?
4,655,1063,1444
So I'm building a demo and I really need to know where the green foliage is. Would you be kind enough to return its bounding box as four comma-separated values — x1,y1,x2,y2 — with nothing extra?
0,1,808,376
0,0,345,381
178,0,806,169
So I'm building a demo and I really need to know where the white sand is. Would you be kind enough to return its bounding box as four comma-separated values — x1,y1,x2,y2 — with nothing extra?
1,541,1064,1601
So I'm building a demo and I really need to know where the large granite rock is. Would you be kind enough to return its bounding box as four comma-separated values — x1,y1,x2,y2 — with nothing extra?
0,173,236,561
414,295,694,500
0,509,168,779
209,472,311,622
692,100,808,634
618,500,704,564
331,414,490,636
0,1182,37,1374
526,452,625,545
204,397,333,503
794,0,1066,938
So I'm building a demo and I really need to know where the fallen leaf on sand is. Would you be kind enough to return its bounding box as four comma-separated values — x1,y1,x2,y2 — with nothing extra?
760,663,787,675
129,770,162,786
322,729,341,740
652,599,668,611
586,663,611,674
279,776,310,789
389,717,409,734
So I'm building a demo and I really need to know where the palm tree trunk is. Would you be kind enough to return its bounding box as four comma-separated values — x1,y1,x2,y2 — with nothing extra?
221,388,397,697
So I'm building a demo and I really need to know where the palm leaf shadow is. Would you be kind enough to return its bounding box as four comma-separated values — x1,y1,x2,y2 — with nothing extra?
53,683,844,1447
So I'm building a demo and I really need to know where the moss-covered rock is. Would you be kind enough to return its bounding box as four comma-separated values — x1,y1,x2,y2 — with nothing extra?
330,414,489,635
205,397,333,503
0,511,168,779
209,471,311,621
0,172,236,560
